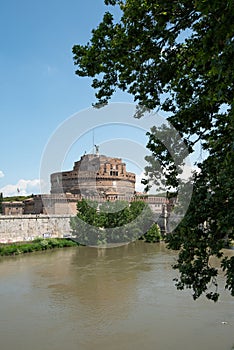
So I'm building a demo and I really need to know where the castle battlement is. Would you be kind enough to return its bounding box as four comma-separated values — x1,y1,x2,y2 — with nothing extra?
50,153,136,197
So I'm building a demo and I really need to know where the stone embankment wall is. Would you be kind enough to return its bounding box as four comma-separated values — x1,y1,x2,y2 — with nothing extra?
0,215,73,243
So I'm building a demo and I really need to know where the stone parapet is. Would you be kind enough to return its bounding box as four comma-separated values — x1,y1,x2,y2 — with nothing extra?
0,214,73,243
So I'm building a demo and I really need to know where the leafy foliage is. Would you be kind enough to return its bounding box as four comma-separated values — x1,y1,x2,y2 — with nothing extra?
0,238,79,256
3,195,33,202
72,0,234,300
70,199,156,245
141,223,161,243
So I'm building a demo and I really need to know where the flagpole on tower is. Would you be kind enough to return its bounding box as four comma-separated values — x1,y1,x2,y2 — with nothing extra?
92,129,95,155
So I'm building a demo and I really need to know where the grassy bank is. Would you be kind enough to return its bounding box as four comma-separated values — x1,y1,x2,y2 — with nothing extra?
0,227,164,257
0,238,80,256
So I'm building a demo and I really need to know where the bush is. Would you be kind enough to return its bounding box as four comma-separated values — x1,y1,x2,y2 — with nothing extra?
0,238,79,256
141,224,161,243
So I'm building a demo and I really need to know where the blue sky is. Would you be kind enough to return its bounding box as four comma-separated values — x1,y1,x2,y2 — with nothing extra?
0,0,137,196
0,0,197,197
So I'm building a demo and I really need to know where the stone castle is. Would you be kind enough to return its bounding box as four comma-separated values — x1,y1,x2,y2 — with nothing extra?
50,152,136,197
0,151,171,242
2,152,169,216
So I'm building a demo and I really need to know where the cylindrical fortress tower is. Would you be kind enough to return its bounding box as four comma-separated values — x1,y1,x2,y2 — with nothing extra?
50,154,136,198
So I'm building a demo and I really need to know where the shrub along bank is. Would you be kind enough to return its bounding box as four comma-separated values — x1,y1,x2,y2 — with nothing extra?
0,226,162,257
0,238,80,256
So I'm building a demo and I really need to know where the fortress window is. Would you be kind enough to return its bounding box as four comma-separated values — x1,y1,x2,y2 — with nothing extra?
110,171,118,176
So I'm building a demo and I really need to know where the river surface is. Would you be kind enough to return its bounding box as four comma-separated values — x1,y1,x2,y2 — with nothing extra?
0,241,233,350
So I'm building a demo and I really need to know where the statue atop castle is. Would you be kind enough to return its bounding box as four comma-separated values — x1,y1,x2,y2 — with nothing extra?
94,144,99,156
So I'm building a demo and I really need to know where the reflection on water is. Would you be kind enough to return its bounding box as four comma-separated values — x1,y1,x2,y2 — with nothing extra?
0,241,233,350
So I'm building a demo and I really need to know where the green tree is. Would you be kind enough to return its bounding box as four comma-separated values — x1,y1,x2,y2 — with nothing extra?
70,199,103,245
141,223,161,243
99,200,130,227
72,0,234,300
71,199,155,245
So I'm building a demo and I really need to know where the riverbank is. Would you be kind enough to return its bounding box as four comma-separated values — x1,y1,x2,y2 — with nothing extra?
1,233,232,258
0,238,80,256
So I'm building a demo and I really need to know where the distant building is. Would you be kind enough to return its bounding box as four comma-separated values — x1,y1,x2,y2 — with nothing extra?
2,153,136,215
2,201,24,215
50,153,136,198
1,153,170,230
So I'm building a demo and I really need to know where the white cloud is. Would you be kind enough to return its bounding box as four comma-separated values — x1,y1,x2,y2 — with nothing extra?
178,164,199,180
135,172,145,193
135,164,199,195
0,170,4,178
135,172,162,194
0,179,41,197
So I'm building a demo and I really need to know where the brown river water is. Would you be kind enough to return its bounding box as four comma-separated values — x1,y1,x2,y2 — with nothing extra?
0,241,233,350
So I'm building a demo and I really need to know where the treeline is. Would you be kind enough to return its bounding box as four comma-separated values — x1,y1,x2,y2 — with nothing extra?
70,199,161,246
2,195,33,202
